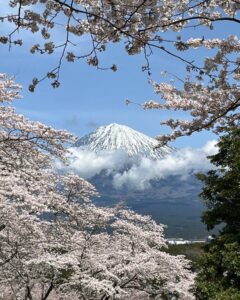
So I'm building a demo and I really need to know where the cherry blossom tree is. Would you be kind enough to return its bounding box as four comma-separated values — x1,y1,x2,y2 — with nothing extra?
0,73,195,299
1,1,240,142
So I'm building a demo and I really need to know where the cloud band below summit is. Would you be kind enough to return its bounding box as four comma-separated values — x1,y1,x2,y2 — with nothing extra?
60,140,218,191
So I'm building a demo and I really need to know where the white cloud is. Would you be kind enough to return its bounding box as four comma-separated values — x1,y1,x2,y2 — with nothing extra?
59,148,129,179
113,140,218,190
59,140,218,190
202,140,218,155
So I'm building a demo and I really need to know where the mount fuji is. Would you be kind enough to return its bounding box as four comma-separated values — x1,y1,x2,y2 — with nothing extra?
70,123,206,239
74,123,173,160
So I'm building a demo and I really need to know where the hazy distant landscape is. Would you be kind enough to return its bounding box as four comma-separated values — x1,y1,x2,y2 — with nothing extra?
92,174,207,239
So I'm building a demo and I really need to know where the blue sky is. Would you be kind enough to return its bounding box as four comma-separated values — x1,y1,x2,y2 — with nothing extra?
1,6,237,149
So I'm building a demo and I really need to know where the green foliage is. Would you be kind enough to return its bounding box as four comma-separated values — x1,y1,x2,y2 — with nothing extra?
195,127,240,299
166,243,204,271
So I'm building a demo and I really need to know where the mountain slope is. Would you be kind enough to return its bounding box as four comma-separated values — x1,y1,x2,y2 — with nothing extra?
75,123,173,160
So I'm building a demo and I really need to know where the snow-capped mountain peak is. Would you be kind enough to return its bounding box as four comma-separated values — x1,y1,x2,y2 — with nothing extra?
74,123,173,160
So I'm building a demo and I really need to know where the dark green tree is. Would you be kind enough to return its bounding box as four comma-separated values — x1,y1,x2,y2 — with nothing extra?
195,127,240,300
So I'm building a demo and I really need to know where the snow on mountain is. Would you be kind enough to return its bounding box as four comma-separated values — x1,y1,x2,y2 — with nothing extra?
74,123,173,160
